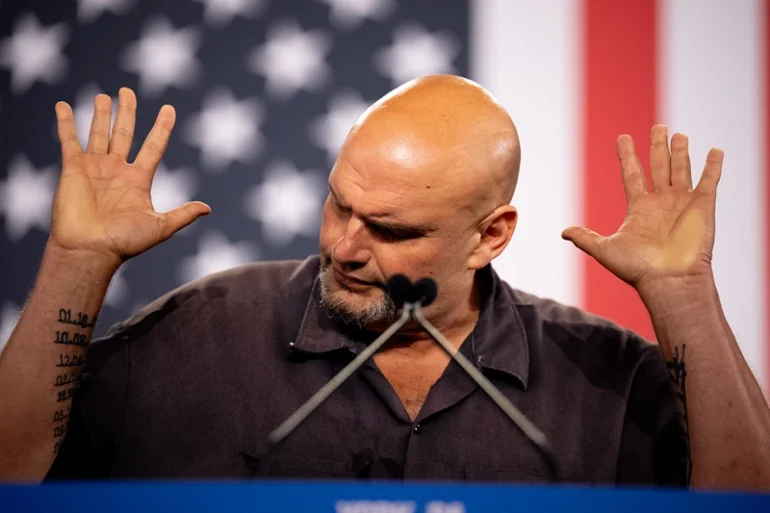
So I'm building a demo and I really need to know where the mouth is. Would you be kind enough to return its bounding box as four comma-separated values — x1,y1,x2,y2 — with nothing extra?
332,266,376,290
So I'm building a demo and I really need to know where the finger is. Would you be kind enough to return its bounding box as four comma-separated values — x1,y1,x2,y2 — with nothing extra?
616,135,648,202
86,94,113,155
134,105,176,175
108,87,137,160
669,132,692,189
55,102,82,163
561,226,604,261
160,201,211,240
649,124,671,190
694,148,724,195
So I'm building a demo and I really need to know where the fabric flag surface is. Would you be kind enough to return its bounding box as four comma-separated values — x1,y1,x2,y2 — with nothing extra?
0,0,767,393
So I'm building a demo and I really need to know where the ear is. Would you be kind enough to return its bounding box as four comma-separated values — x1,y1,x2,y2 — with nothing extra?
467,205,518,270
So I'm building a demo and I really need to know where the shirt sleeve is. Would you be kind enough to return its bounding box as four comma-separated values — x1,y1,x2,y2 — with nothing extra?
616,339,689,487
44,326,131,479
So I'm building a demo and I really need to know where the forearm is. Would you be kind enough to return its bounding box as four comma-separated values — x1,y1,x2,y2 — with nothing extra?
640,274,770,491
0,242,119,481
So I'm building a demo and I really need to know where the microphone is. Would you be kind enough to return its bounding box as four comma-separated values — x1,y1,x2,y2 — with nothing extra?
247,273,557,482
412,277,438,306
402,275,559,481
387,274,437,307
246,275,426,476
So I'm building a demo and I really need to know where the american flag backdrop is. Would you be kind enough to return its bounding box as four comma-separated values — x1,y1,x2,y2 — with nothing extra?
0,0,768,394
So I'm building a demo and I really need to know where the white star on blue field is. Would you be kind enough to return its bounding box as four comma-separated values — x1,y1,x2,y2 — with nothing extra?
0,0,469,343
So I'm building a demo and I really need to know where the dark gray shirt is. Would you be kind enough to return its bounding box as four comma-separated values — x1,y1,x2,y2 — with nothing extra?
47,255,687,485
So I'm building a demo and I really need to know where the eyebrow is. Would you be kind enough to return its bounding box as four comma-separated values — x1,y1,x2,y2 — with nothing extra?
328,184,433,236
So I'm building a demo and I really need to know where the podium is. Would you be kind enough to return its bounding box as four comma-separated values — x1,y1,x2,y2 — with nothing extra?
2,481,769,512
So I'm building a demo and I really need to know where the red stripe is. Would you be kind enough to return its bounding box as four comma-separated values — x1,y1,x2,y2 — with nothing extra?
583,0,657,340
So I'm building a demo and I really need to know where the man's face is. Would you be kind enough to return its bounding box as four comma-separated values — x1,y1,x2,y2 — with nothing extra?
318,143,476,329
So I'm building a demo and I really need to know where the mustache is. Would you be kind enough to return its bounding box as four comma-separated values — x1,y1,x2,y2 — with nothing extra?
321,259,386,290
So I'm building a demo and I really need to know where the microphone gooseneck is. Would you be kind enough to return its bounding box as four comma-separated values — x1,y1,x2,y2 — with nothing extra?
251,273,557,482
251,276,418,475
265,307,412,448
406,278,558,482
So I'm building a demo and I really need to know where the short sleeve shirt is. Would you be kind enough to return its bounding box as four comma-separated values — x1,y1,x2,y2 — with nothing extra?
47,255,688,485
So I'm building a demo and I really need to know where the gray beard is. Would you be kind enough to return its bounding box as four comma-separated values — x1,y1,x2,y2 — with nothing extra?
319,265,397,328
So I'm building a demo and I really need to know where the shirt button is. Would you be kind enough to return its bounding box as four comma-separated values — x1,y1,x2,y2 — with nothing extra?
413,423,421,434
476,355,485,364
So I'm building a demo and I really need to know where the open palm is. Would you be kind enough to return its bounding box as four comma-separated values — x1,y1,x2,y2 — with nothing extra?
562,124,723,290
50,88,210,264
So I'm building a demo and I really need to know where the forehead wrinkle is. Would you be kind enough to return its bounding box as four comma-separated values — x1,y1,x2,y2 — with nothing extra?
334,156,442,220
337,158,484,229
365,196,421,220
342,154,429,195
348,186,424,221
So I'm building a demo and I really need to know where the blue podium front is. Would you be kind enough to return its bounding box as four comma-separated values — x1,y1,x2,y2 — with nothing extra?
2,481,769,512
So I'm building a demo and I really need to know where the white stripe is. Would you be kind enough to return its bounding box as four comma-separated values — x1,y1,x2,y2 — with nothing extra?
660,0,767,389
469,0,581,306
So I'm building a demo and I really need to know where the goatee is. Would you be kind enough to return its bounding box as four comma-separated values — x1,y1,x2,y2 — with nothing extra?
318,263,397,328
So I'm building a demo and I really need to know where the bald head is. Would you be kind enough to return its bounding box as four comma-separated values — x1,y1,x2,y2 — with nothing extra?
319,76,521,329
342,75,521,214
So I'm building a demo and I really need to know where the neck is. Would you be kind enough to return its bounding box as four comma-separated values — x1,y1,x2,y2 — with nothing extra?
378,275,483,353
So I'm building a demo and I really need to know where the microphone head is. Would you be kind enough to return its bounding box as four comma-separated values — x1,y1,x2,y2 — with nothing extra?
386,274,414,307
413,277,437,307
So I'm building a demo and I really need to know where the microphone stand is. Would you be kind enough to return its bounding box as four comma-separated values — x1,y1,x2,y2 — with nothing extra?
249,276,557,482
247,305,414,474
410,302,558,481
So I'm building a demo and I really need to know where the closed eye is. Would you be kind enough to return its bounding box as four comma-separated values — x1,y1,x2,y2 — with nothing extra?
368,222,423,241
328,184,425,240
329,192,350,213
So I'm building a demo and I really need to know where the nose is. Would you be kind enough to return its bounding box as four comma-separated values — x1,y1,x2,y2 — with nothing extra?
332,216,369,269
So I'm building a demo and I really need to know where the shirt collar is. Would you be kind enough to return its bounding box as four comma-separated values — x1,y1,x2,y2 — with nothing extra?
469,264,530,389
291,264,530,389
291,275,356,355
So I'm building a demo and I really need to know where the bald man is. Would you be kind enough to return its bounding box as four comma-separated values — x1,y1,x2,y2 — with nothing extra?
1,76,768,489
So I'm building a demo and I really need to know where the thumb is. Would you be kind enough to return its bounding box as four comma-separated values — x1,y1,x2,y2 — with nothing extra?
561,226,604,260
161,201,211,240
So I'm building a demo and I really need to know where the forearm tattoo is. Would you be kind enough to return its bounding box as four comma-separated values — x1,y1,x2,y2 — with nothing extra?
665,344,693,484
52,308,95,454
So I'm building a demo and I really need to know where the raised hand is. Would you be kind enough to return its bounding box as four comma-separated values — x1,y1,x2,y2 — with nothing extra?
50,87,211,266
561,124,722,293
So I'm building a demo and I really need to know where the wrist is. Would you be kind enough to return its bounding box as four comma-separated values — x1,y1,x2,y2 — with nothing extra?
637,272,719,318
41,240,123,282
